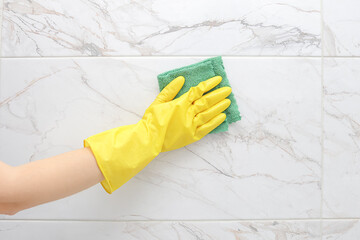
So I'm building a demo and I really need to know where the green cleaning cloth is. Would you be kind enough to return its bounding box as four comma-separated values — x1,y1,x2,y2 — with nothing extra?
157,56,241,134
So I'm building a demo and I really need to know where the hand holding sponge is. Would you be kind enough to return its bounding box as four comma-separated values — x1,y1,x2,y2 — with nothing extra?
84,75,231,193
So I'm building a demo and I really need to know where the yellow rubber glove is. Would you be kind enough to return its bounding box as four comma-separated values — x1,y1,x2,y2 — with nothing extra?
84,75,232,194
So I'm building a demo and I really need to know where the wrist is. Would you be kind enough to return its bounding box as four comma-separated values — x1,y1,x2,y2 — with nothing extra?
84,122,162,194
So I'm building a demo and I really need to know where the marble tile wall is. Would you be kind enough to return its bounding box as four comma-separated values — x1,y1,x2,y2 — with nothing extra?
1,0,321,56
0,0,359,239
323,0,360,56
323,58,360,218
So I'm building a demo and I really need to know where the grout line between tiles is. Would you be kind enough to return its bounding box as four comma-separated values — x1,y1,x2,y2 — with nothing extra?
0,55,359,60
320,0,325,238
0,55,324,59
0,218,359,223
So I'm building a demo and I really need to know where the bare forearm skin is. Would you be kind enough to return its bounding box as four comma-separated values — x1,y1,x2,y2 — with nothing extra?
0,148,104,215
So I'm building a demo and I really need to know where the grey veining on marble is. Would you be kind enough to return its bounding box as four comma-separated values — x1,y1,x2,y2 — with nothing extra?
0,220,321,240
323,0,360,56
322,220,360,240
323,58,360,217
0,57,321,220
2,0,320,56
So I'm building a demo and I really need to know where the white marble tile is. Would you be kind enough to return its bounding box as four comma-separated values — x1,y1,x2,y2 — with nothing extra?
0,57,321,220
322,220,360,240
323,58,360,217
0,220,321,240
323,0,360,56
2,0,320,56
0,0,3,56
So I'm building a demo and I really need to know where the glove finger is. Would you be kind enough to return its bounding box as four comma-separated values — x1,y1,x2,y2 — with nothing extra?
188,76,222,102
153,76,185,104
194,99,231,126
192,86,231,114
195,113,226,139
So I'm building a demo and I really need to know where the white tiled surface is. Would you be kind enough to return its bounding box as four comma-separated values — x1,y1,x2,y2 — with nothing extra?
0,0,359,239
323,220,360,240
0,58,322,220
1,0,321,56
0,220,322,240
323,58,360,218
323,0,360,56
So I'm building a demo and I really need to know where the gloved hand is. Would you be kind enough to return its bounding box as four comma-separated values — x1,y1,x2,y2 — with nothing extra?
84,75,232,194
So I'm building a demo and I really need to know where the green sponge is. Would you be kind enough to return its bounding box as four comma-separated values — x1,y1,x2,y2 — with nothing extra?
157,56,241,134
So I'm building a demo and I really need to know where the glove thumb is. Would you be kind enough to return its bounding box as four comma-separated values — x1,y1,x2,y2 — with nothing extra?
153,76,185,104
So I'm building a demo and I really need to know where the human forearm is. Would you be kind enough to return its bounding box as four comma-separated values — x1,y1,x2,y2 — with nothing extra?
0,148,104,214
